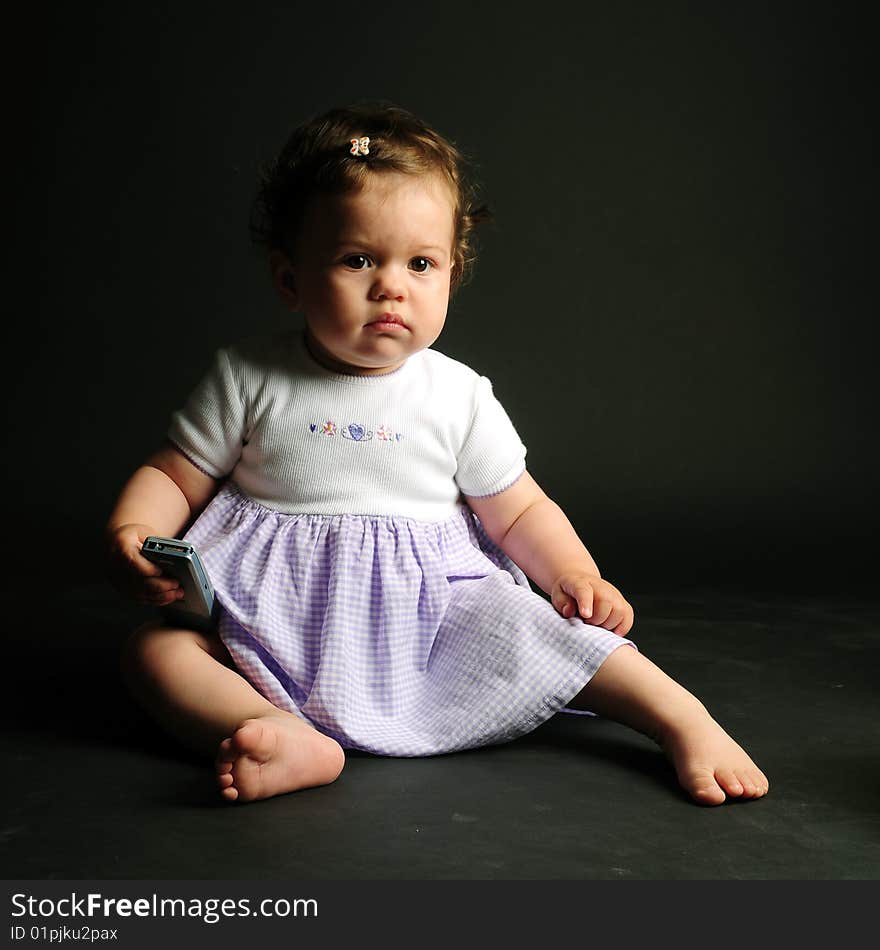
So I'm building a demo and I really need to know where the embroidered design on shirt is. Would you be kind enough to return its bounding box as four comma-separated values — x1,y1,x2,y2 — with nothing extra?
343,423,373,442
307,421,403,443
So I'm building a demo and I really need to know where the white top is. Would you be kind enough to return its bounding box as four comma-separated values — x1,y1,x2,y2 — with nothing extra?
167,330,527,521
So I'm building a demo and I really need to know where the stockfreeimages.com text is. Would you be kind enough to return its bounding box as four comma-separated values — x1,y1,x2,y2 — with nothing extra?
11,893,317,925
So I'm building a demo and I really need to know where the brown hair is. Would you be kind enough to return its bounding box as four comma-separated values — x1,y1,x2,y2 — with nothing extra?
250,100,492,292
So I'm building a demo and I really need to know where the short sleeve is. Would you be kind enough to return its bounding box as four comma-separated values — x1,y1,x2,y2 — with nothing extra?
166,348,248,478
455,376,527,497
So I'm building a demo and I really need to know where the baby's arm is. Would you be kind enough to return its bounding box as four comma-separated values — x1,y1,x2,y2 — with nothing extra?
464,471,634,636
106,443,221,606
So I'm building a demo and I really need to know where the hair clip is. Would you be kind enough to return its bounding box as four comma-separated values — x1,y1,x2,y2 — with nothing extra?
350,136,370,156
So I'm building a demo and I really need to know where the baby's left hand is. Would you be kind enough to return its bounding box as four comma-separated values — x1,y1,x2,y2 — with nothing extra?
551,573,634,636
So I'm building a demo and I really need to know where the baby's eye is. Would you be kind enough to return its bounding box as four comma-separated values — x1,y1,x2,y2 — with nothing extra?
342,254,371,270
409,257,434,273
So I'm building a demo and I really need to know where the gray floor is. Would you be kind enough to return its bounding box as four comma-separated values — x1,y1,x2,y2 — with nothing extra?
3,581,878,880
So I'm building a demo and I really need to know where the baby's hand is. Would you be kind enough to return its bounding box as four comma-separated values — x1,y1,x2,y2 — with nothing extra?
105,523,185,607
551,572,634,636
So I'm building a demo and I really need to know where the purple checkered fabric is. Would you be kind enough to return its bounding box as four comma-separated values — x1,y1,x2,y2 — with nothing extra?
184,482,635,756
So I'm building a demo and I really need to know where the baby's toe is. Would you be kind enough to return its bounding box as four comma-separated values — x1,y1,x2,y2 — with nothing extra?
714,767,744,798
686,767,727,805
216,737,235,765
745,769,769,797
736,772,759,797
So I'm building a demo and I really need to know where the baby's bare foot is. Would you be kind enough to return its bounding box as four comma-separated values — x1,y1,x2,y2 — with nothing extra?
659,704,769,805
215,715,344,803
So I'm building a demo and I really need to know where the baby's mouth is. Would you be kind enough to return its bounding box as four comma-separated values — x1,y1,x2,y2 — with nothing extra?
366,313,408,331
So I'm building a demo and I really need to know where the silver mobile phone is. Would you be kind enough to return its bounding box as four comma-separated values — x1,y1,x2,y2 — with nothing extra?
141,536,217,630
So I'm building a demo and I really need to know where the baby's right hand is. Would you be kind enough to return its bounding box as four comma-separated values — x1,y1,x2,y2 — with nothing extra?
105,523,185,607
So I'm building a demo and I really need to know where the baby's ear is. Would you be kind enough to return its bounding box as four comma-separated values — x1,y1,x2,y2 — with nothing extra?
269,250,299,308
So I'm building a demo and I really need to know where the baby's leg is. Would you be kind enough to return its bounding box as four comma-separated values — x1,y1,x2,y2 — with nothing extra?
569,645,769,805
122,621,344,802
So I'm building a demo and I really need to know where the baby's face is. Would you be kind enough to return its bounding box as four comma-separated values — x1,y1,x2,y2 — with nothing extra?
278,172,456,375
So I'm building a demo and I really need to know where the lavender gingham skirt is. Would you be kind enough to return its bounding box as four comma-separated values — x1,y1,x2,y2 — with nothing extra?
183,481,635,756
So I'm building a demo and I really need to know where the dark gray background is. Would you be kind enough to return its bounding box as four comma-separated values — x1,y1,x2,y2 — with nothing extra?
12,1,876,593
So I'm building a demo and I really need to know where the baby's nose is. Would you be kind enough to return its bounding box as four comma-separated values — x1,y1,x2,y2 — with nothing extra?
370,268,406,301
